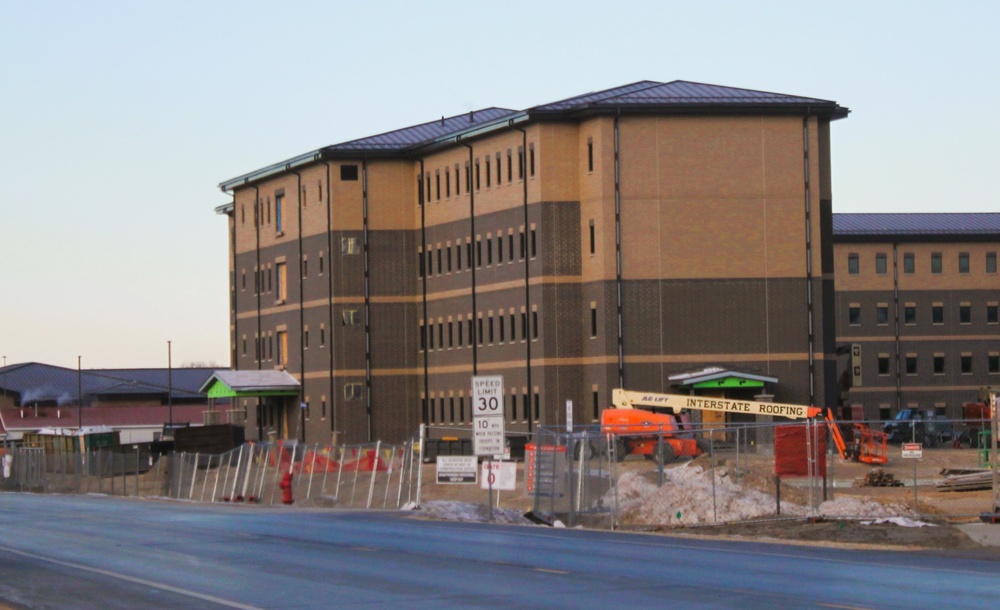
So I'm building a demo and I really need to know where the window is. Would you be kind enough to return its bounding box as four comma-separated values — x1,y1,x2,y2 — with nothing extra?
529,144,535,177
532,311,539,339
511,394,518,423
417,250,425,277
344,383,363,401
319,252,324,275
476,239,482,267
847,253,859,274
593,390,600,421
435,172,440,201
904,305,916,325
903,253,915,274
507,150,512,182
496,152,502,184
988,304,999,324
342,310,359,326
530,228,537,258
959,304,971,324
988,252,997,274
931,252,942,274
417,174,424,206
475,160,481,190
437,249,442,274
320,325,325,347
455,165,460,196
342,237,359,254
241,269,246,291
587,138,594,172
276,331,288,365
465,163,471,192
477,317,483,346
933,354,945,375
876,304,889,325
932,304,944,324
447,247,452,272
487,238,493,265
906,355,917,375
589,219,595,255
456,244,462,270
521,312,527,340
340,165,359,181
322,398,327,419
875,253,887,275
485,157,491,188
438,322,443,350
304,328,309,348
274,194,283,233
848,305,861,326
445,171,450,197
419,322,426,350
533,391,540,420
959,252,970,274
517,147,524,179
457,319,463,347
988,352,999,374
590,305,598,337
961,354,973,374
276,262,287,302
302,258,308,279
498,315,505,342
497,236,503,263
519,230,525,259
508,234,514,261
878,355,890,376
488,316,494,343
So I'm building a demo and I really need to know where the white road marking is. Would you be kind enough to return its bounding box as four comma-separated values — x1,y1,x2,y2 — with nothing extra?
0,544,263,610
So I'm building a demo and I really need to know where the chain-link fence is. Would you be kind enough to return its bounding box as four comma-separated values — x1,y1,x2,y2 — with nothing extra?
529,418,997,530
0,438,421,510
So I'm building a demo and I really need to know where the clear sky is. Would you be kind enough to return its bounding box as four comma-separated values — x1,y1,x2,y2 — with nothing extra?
2,0,996,369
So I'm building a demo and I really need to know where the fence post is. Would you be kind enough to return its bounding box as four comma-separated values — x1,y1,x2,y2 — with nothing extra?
710,428,717,524
366,441,381,509
416,424,425,506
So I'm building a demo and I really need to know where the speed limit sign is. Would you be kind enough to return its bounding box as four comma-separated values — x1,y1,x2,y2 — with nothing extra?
472,375,505,456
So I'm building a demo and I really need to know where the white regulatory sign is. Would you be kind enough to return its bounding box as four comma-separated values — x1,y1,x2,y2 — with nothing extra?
480,461,516,491
472,375,505,456
902,443,923,459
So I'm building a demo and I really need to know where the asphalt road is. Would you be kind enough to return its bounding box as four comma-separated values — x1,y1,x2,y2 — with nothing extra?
0,493,998,609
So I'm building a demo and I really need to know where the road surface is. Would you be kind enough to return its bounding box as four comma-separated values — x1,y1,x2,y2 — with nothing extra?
0,493,997,608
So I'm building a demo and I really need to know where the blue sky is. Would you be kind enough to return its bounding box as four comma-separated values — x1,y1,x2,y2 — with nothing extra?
2,0,996,369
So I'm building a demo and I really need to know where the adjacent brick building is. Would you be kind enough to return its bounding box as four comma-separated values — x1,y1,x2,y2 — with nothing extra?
833,213,1000,419
218,80,850,444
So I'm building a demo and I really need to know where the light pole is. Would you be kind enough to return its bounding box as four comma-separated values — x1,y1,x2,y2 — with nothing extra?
167,341,173,429
77,355,82,430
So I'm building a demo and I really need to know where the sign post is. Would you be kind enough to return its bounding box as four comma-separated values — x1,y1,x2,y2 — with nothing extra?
472,375,505,521
902,443,922,511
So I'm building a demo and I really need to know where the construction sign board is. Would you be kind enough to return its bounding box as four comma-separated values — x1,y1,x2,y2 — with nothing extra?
480,461,516,491
902,443,923,459
436,456,478,484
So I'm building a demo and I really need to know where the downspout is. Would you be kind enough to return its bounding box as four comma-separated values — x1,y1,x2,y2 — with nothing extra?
512,124,532,432
419,159,429,425
802,113,816,405
323,160,336,439
459,141,478,375
253,184,262,441
362,158,373,442
227,201,237,369
613,110,625,388
892,242,901,412
288,166,305,443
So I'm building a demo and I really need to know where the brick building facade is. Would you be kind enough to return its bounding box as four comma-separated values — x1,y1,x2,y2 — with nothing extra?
833,214,1000,420
218,81,849,444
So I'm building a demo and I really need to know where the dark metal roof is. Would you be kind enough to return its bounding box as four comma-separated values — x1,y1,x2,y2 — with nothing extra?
833,213,1000,240
219,80,848,193
0,363,215,404
324,107,518,153
530,80,848,118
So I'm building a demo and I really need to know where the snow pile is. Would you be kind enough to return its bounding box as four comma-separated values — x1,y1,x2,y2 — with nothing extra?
861,517,935,528
611,462,782,526
417,500,532,525
609,462,913,526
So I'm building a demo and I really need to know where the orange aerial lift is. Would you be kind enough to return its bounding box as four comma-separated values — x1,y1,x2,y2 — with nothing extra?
823,409,888,464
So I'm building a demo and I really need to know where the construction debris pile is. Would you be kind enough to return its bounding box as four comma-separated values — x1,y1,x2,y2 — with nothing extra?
936,469,994,492
856,469,903,488
609,462,910,526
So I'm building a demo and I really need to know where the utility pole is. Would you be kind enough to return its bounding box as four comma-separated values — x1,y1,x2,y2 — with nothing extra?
167,340,173,429
77,355,82,430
